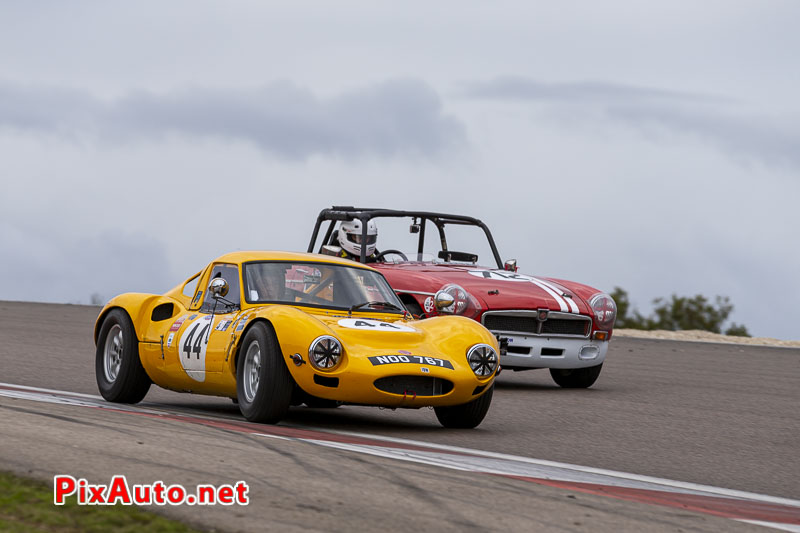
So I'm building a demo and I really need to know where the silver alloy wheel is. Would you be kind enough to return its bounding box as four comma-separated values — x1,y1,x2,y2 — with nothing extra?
104,324,123,382
242,340,262,403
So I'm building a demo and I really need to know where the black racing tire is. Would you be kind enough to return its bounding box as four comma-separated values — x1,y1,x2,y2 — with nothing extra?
434,385,493,429
550,364,603,388
95,309,151,403
303,395,341,409
236,322,294,423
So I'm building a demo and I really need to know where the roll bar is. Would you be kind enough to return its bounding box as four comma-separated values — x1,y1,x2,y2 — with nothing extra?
307,206,504,268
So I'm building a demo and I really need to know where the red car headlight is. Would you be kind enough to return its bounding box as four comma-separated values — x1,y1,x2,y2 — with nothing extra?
434,284,482,319
589,293,617,330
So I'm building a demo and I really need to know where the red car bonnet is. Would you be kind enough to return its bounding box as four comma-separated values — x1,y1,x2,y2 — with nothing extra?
375,263,588,315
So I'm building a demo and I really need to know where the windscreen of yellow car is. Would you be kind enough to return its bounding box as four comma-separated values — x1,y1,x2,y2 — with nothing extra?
243,261,405,313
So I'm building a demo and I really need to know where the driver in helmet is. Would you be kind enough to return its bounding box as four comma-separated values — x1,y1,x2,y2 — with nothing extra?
247,265,285,301
337,219,378,262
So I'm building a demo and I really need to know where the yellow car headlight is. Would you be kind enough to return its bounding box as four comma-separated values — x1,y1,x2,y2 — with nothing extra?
308,336,343,370
467,344,498,377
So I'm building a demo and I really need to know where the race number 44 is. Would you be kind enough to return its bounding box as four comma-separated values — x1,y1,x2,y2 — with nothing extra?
182,320,210,359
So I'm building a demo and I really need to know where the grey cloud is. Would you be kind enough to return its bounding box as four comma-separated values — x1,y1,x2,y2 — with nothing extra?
0,79,466,159
463,76,799,171
605,104,800,171
0,83,99,138
0,223,173,305
462,76,720,105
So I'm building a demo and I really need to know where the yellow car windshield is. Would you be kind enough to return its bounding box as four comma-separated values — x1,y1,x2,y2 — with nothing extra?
243,261,404,313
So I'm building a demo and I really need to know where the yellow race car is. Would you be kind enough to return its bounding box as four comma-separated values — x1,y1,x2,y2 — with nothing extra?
94,251,499,428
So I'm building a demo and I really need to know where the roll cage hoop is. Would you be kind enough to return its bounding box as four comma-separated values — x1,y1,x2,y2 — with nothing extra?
307,206,504,268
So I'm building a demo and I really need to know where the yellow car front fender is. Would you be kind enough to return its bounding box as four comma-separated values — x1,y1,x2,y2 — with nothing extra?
230,307,499,407
228,305,336,376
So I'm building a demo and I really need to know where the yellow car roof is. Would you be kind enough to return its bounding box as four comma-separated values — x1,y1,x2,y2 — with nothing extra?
210,250,378,272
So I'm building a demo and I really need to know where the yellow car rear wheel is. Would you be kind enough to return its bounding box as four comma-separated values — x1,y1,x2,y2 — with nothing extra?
95,309,151,403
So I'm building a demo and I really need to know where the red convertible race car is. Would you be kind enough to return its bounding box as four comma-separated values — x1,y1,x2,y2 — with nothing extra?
308,207,616,388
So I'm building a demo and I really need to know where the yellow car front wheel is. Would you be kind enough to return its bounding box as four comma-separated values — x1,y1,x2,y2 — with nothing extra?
235,322,293,423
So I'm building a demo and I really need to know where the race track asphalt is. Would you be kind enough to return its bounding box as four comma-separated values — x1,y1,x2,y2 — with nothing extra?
1,300,797,532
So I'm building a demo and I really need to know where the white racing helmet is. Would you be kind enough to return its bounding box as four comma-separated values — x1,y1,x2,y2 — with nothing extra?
339,219,378,258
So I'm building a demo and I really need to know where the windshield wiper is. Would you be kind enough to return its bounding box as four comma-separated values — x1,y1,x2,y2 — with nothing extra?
349,301,404,312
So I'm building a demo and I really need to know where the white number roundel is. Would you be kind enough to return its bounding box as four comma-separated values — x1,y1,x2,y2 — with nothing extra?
178,315,213,382
468,270,536,282
337,318,417,332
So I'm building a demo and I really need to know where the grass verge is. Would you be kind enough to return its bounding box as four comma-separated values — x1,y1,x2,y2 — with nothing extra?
0,471,202,533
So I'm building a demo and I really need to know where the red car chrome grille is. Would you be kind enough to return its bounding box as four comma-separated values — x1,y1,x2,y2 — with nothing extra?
482,312,591,338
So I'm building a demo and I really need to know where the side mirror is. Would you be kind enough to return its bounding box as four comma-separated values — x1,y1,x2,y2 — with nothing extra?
208,277,229,299
320,244,342,257
503,259,518,272
433,290,455,311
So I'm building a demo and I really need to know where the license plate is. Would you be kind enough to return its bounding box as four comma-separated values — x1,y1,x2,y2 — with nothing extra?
368,355,454,369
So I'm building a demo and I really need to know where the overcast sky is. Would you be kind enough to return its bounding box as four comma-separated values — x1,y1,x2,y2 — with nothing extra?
1,2,798,339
